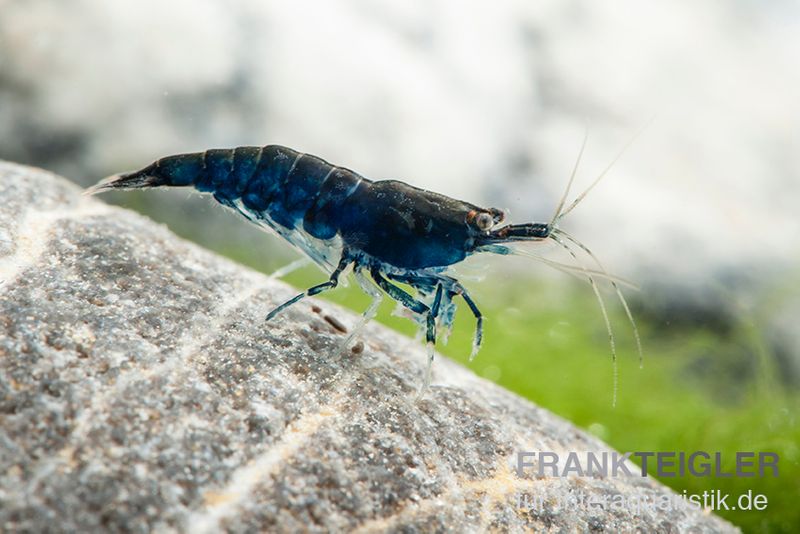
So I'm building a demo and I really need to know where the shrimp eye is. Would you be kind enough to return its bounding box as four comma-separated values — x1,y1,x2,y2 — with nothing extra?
475,212,494,231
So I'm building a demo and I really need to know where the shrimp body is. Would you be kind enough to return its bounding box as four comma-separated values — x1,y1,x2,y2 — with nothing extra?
88,143,638,396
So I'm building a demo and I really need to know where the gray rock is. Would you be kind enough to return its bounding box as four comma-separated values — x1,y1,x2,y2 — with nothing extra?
0,161,736,533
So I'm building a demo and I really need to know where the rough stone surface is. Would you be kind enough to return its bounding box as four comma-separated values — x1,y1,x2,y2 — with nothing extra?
0,162,736,533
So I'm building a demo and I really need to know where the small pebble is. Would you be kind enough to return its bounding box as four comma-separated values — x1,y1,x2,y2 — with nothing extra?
324,315,347,334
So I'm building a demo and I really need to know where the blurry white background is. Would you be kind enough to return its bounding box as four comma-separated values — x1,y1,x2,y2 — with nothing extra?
2,0,799,375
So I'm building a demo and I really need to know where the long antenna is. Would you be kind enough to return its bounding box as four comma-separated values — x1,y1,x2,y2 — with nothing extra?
550,127,589,227
557,118,653,222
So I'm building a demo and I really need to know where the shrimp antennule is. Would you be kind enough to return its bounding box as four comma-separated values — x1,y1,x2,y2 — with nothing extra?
504,247,639,289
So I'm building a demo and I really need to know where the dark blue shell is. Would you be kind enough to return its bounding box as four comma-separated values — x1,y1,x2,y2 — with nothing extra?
116,145,484,271
337,180,477,269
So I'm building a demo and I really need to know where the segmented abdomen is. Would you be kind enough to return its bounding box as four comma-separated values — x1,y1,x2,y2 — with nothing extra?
136,145,364,241
107,145,475,271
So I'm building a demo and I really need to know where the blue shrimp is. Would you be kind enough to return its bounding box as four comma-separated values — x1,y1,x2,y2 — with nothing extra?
87,143,641,398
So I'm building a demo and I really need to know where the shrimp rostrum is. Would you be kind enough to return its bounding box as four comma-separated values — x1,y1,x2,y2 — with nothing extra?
88,143,641,396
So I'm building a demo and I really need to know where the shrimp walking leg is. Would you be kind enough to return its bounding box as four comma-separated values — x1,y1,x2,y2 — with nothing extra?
450,280,483,361
267,257,311,280
395,275,446,395
337,269,384,353
265,254,351,321
370,269,443,395
392,273,484,361
369,269,429,316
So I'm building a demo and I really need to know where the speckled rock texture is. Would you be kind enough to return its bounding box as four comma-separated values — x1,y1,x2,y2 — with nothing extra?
0,162,736,533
